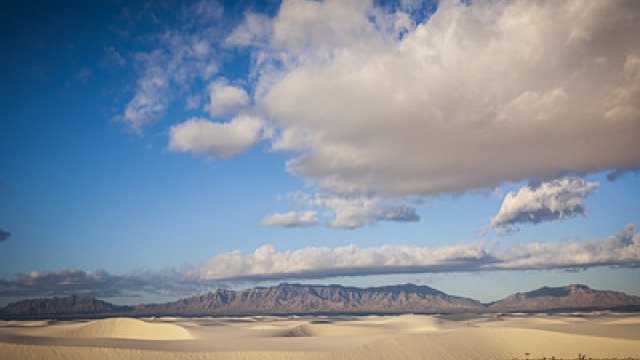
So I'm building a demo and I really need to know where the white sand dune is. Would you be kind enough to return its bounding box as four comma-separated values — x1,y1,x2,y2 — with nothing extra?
60,318,193,340
1,313,639,359
0,320,49,327
603,316,640,325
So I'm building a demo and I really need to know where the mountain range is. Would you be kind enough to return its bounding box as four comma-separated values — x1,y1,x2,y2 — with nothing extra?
2,283,639,319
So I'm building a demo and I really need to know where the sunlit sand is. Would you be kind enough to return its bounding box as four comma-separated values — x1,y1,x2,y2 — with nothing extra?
1,312,639,359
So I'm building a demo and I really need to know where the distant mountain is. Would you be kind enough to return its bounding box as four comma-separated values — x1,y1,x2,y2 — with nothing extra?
2,283,639,319
134,283,484,316
488,284,640,312
0,295,132,319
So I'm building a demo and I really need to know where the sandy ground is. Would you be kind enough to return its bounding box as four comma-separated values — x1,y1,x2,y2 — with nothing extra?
1,313,639,359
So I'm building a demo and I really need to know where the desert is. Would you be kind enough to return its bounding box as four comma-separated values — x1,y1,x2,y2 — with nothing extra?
1,312,640,360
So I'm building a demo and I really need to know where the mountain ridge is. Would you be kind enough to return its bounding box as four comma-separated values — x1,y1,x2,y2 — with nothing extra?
2,283,639,319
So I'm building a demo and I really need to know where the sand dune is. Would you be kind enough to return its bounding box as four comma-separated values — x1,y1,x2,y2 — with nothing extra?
1,313,639,359
61,318,193,340
604,315,640,325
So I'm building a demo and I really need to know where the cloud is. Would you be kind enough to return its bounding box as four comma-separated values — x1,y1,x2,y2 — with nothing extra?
0,229,10,241
207,80,250,116
119,1,223,132
0,268,223,299
225,12,272,47
495,223,640,269
169,115,264,158
261,211,319,228
251,0,640,201
193,224,640,280
313,195,420,229
490,177,599,233
274,193,420,229
2,225,638,299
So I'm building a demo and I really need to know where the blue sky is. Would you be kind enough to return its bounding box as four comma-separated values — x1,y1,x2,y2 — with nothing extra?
0,0,639,305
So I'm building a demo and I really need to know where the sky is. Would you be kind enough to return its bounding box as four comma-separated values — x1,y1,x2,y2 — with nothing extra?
0,0,639,306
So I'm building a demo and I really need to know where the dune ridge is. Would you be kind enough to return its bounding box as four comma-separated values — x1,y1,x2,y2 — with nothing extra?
61,318,193,340
1,313,639,359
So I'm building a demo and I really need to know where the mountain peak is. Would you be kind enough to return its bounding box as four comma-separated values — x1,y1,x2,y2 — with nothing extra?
489,284,639,312
3,283,639,319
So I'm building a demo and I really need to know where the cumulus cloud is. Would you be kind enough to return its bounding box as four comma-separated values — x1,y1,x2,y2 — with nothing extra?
490,177,599,233
193,224,640,280
207,80,250,116
251,0,640,201
261,211,319,228
169,115,264,158
0,229,10,241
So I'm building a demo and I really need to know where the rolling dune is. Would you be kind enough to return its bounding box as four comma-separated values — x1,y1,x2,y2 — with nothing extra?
1,313,639,359
61,318,193,340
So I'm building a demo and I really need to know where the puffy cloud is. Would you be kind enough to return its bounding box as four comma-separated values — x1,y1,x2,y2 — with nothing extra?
169,115,264,158
261,211,319,228
193,224,640,280
207,80,250,116
0,229,10,241
490,177,599,233
254,0,640,200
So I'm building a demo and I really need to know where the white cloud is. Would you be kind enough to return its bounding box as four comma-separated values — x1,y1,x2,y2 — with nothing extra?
252,0,640,202
193,224,640,280
276,193,420,229
122,55,170,132
208,80,250,116
490,177,599,233
169,115,264,158
4,225,639,297
314,195,419,229
495,223,640,269
225,12,272,47
120,2,223,132
261,211,319,228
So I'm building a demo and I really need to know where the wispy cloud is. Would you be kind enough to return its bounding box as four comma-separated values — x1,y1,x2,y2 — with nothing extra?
489,177,599,233
119,1,223,132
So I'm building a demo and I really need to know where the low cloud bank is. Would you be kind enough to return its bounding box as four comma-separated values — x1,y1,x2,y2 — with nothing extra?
2,224,637,300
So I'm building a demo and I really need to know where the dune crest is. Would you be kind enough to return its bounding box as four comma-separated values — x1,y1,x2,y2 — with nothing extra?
62,318,192,340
